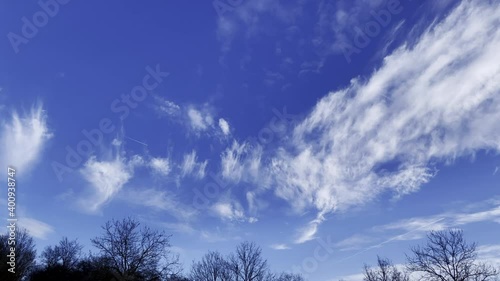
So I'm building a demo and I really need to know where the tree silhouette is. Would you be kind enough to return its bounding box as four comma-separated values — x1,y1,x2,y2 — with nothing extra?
190,250,232,281
228,242,269,281
41,237,83,269
363,256,409,281
91,217,180,281
189,242,306,281
0,229,37,281
406,229,499,281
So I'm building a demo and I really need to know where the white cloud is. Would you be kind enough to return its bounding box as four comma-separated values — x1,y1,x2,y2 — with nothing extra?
128,154,145,167
0,104,52,176
454,206,500,225
270,244,290,250
181,150,208,179
79,154,134,212
181,151,197,175
153,97,231,138
207,142,267,224
477,244,500,266
294,215,324,244
220,141,266,185
378,217,449,242
334,234,376,251
267,0,500,243
18,217,54,240
187,107,214,132
212,201,245,221
200,228,241,243
154,96,180,117
380,203,500,239
216,0,303,53
161,222,195,234
332,272,365,281
333,200,500,254
123,188,197,220
477,244,500,256
221,141,248,182
248,217,258,223
150,157,171,176
219,118,230,135
210,200,258,223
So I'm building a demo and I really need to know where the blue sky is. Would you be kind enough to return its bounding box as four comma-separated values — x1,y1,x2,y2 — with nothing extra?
1,0,500,280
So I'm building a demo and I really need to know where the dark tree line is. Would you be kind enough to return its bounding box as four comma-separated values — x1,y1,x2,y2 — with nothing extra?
0,218,182,281
1,220,498,281
0,218,304,281
0,229,37,281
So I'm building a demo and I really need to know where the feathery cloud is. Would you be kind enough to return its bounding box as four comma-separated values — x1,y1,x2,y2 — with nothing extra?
18,217,54,240
269,0,500,243
150,157,171,176
0,103,52,176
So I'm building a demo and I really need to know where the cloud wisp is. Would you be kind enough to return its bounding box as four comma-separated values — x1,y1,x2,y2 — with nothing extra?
0,103,52,176
264,0,500,243
334,199,500,253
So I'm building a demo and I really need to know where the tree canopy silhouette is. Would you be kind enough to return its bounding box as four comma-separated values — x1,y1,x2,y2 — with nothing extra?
0,229,36,281
91,217,180,281
363,256,409,281
406,229,499,281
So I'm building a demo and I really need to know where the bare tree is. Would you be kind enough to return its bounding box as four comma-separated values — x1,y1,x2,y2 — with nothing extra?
406,229,499,281
0,229,37,281
40,245,59,268
58,237,83,268
91,217,180,281
229,242,269,281
190,250,232,281
363,256,409,281
41,237,83,269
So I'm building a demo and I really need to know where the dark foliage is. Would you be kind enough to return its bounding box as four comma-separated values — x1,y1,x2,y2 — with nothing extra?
0,229,36,281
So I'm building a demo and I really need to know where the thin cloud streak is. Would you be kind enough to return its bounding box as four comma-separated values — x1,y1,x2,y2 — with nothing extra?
265,0,500,243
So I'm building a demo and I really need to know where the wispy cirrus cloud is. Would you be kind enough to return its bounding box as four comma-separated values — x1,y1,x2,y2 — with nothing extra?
200,227,242,243
123,188,198,221
294,215,325,244
270,243,290,250
180,150,208,179
221,141,264,184
149,157,171,176
221,141,249,183
378,201,500,239
216,0,303,54
477,244,500,266
0,103,52,176
266,0,500,243
160,222,196,235
210,197,258,224
219,118,231,136
187,106,214,132
333,234,376,252
79,155,133,212
18,217,54,240
212,200,246,221
154,96,230,137
335,199,500,252
153,96,181,117
77,142,142,213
